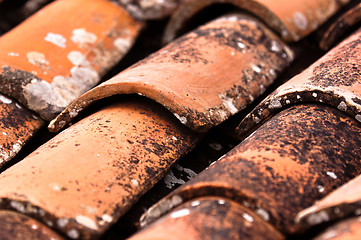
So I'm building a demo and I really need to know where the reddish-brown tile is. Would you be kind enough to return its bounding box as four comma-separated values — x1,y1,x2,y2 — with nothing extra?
0,93,44,166
319,2,361,50
163,0,347,43
141,104,361,234
313,217,361,240
49,13,293,133
238,27,361,136
0,97,197,239
297,173,361,229
130,197,284,240
0,0,142,120
0,210,64,240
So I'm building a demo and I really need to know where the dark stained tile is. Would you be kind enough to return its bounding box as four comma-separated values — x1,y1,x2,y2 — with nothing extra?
130,197,284,240
141,104,361,235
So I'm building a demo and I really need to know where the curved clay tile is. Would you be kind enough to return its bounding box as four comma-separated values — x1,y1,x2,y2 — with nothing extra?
140,104,361,234
162,0,347,43
0,0,142,121
313,217,361,240
49,13,293,133
0,93,44,166
319,2,361,50
296,173,361,229
117,0,185,20
0,97,197,239
0,210,64,240
237,27,361,136
130,197,284,240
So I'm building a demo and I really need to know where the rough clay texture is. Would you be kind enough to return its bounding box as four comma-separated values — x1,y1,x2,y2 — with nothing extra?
0,0,141,120
237,27,361,136
49,13,293,132
0,97,197,239
141,104,361,235
131,197,284,240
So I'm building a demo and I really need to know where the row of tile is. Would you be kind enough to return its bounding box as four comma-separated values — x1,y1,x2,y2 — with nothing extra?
0,0,360,239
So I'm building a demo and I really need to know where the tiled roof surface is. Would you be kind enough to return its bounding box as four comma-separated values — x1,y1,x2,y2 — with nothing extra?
0,0,361,239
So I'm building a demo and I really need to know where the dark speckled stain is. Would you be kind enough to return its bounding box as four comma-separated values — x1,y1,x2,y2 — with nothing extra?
132,198,284,240
0,210,63,239
310,38,361,88
150,104,361,235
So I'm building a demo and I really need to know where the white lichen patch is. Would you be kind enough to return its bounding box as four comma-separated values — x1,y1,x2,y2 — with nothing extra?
337,101,347,111
0,94,12,104
102,214,113,223
76,215,98,230
67,51,89,66
170,209,190,219
171,136,178,141
268,99,282,109
49,182,65,192
71,28,97,45
326,171,337,179
131,179,139,187
114,38,132,53
27,52,49,67
256,208,270,221
67,229,80,239
173,113,187,125
45,33,66,48
307,211,329,225
219,93,238,114
317,185,325,193
242,213,254,223
293,12,308,30
57,218,69,228
251,64,261,73
237,41,245,49
10,201,25,213
356,114,361,122
8,52,19,57
312,92,318,98
269,40,282,53
190,201,200,207
2,132,6,135
218,200,226,205
12,143,21,154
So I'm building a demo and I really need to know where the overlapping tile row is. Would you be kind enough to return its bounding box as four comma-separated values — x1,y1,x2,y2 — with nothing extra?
0,13,294,239
297,172,361,230
49,13,293,132
138,104,361,236
129,197,284,240
318,1,361,50
163,0,350,43
0,0,142,165
238,26,361,136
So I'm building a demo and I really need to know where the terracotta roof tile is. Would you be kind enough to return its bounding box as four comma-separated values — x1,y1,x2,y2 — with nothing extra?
0,0,360,239
130,197,284,240
313,216,361,240
140,104,361,235
238,26,361,136
49,13,293,132
163,0,349,43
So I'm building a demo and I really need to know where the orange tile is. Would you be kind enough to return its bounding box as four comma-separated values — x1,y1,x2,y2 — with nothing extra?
297,173,361,229
319,2,361,50
0,96,197,239
49,13,293,133
238,27,361,136
0,93,44,166
130,197,284,240
141,104,361,234
0,210,64,240
0,0,142,120
313,217,361,240
163,0,347,43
